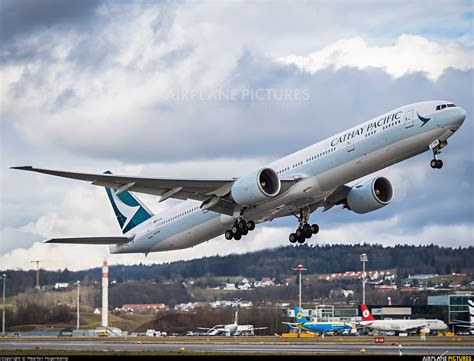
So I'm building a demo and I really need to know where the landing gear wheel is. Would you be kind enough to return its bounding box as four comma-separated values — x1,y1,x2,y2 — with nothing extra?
225,230,233,240
233,231,242,240
296,228,304,239
241,228,248,236
247,220,255,231
302,224,312,238
311,224,319,234
297,236,306,244
238,219,247,231
289,233,297,243
231,225,239,234
430,159,438,169
436,159,443,169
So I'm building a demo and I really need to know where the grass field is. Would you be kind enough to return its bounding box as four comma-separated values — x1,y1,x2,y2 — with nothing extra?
7,312,156,333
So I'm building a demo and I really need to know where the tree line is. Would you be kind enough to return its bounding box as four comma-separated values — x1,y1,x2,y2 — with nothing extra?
2,244,473,297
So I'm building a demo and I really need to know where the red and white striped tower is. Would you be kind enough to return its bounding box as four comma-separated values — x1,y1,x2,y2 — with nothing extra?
102,260,109,328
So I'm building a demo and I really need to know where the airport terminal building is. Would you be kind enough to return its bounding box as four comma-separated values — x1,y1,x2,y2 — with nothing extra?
427,294,474,325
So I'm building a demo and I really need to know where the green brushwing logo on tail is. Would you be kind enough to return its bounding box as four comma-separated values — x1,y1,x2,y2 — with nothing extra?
103,171,153,234
417,112,431,127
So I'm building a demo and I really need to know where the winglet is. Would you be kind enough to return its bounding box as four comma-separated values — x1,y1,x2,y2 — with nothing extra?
10,166,33,170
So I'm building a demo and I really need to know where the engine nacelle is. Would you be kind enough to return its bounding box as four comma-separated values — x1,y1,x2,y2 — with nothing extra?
420,327,430,335
346,176,393,214
231,168,281,206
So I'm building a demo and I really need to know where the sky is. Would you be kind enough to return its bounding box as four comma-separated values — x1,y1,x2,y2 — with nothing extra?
0,0,473,271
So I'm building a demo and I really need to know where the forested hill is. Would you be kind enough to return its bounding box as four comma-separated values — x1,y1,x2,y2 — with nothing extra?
3,244,473,297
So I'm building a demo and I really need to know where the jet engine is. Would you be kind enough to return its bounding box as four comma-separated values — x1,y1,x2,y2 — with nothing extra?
231,168,281,206
420,327,430,334
346,176,393,214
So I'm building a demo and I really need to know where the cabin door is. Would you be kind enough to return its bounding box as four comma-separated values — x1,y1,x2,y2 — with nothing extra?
404,110,414,128
346,138,355,152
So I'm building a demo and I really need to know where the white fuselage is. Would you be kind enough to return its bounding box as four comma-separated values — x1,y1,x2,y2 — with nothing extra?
361,318,447,332
111,100,466,254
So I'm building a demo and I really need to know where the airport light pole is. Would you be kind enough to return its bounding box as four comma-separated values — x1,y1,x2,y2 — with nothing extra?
293,264,307,309
76,281,80,330
360,254,368,304
2,274,6,336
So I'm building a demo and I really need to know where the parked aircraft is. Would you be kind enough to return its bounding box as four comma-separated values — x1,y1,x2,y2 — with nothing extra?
283,306,356,335
12,101,466,253
197,304,266,336
360,304,447,334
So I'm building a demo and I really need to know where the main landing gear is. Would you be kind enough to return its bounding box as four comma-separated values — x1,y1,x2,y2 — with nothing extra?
225,218,256,240
289,208,319,244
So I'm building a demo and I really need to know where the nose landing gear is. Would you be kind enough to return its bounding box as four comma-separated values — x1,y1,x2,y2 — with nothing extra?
429,139,447,169
430,158,443,169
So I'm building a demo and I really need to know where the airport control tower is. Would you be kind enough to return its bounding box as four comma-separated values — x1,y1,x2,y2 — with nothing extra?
102,260,108,328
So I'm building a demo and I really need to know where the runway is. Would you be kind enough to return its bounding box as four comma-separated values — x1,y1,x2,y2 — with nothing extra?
1,340,474,355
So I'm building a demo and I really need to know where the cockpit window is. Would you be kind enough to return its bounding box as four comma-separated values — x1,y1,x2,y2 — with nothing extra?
436,103,456,111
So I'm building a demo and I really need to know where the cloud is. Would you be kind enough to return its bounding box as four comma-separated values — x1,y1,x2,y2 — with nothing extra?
0,227,43,256
277,35,473,80
0,0,100,43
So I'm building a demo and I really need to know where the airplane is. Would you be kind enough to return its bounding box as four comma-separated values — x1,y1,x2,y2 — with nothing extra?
454,300,474,335
197,304,267,336
283,306,356,335
11,100,466,254
359,304,447,334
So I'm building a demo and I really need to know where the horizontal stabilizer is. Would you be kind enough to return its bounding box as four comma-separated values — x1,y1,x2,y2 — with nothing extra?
45,236,132,245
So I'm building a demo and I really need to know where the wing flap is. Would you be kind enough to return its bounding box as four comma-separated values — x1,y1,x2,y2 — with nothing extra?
45,236,132,245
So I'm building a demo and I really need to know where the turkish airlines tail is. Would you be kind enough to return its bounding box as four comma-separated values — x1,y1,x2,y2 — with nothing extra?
361,304,376,321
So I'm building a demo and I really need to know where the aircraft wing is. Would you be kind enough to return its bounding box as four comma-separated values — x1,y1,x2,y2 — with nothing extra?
11,166,298,215
282,322,303,329
45,236,133,245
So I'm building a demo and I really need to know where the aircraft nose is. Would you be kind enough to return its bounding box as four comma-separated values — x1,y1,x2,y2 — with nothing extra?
447,106,467,130
455,107,466,126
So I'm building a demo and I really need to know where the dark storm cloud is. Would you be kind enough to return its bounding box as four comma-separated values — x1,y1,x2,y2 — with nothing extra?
0,0,101,65
0,0,100,42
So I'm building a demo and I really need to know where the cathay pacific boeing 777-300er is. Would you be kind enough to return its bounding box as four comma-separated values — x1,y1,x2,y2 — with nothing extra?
12,100,466,254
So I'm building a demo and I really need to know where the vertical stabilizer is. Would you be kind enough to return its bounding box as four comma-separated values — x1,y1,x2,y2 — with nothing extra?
361,304,375,321
103,171,153,234
294,306,309,323
469,300,474,325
